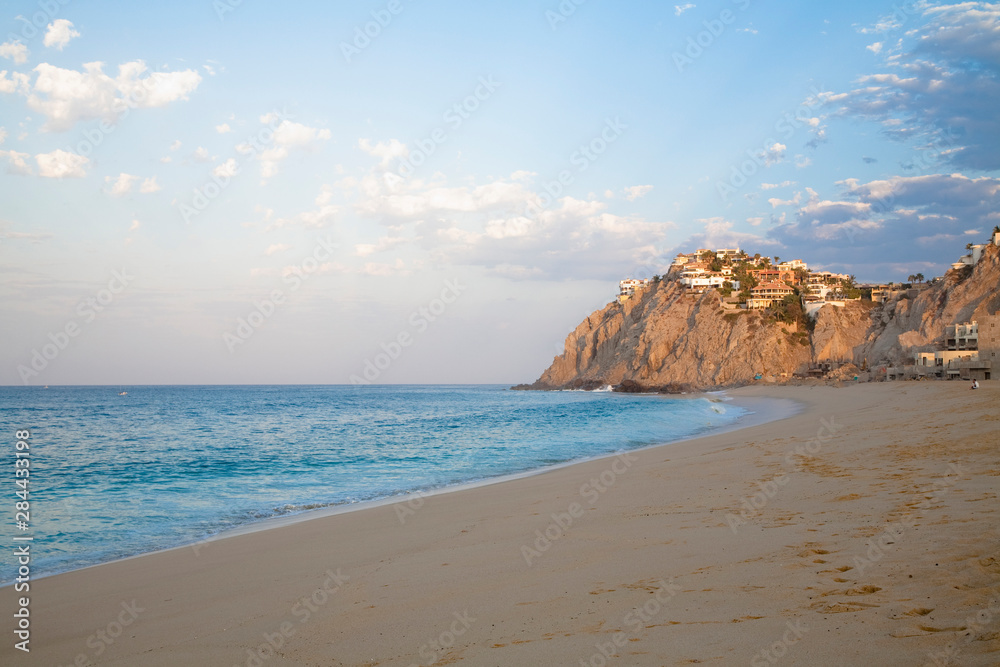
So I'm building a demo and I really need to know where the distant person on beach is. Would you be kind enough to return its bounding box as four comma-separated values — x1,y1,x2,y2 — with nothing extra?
971,379,979,389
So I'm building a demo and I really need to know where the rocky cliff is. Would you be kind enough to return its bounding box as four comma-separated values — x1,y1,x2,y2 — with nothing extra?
521,244,1000,391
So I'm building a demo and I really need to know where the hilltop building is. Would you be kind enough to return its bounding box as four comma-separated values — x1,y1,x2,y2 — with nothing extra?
747,281,794,309
618,278,651,303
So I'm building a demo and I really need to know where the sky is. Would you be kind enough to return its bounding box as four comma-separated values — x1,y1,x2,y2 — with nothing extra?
1,0,998,385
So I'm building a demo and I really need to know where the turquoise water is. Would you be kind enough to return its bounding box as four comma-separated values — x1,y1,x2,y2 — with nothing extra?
0,385,748,581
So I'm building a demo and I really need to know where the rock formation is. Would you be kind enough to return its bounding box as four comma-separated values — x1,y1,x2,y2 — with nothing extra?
519,244,1000,391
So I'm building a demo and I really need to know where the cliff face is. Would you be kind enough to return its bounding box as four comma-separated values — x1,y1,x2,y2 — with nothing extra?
526,244,1000,391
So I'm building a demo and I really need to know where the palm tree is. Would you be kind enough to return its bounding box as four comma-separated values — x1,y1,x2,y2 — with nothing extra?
915,273,924,283
907,274,916,283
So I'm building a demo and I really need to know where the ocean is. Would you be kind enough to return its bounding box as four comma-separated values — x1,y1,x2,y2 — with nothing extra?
0,385,750,582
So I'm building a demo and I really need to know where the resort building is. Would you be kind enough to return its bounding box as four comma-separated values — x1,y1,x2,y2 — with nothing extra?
776,259,808,272
749,268,796,285
680,274,739,291
980,313,1000,363
618,278,650,302
911,317,995,381
946,322,978,351
747,281,795,309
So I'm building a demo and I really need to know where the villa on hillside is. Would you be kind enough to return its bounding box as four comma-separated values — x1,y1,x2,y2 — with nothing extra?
777,259,808,272
618,278,651,303
952,230,1000,269
747,281,795,309
749,267,798,285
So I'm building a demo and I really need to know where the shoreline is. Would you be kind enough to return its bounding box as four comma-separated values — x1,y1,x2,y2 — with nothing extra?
11,389,802,585
2,381,997,665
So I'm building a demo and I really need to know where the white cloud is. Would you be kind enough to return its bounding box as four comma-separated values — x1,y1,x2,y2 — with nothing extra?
106,172,138,196
169,139,182,151
830,4,1000,170
266,204,340,231
624,184,653,201
674,4,695,17
761,180,795,190
341,156,674,279
0,149,31,175
698,218,775,249
129,219,140,231
212,158,239,179
866,41,884,54
43,20,80,51
358,138,408,167
763,142,786,166
36,149,89,178
355,236,409,257
215,122,231,134
139,176,160,193
265,243,290,256
193,146,210,162
315,184,334,205
0,69,31,94
765,173,1000,275
768,192,802,208
250,120,332,182
358,259,410,277
0,40,28,64
0,127,6,144
20,60,201,132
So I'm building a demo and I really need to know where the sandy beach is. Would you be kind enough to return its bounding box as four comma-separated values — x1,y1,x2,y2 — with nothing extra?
3,381,999,666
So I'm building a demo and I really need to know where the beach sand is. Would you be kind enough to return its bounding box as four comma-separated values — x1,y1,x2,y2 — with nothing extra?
3,382,999,666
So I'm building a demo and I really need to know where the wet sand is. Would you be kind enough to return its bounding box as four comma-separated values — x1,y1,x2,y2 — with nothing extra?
2,381,998,666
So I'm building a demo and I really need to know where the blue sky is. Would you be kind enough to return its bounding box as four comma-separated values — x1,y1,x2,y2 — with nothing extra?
2,0,998,384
